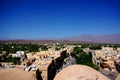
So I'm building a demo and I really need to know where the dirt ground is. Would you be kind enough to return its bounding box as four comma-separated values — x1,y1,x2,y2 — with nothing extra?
0,68,36,80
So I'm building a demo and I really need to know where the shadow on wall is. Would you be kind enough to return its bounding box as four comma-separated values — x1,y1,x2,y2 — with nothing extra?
36,68,43,80
115,61,120,73
47,50,69,80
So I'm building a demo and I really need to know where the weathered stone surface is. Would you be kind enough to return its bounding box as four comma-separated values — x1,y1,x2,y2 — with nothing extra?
54,65,110,80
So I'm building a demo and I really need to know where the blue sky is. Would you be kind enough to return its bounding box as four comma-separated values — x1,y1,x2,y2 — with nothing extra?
0,0,120,39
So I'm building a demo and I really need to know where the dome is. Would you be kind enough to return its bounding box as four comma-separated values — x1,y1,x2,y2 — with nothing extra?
54,65,110,80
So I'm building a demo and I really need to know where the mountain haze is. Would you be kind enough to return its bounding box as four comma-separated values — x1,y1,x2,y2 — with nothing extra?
0,34,120,44
65,34,120,44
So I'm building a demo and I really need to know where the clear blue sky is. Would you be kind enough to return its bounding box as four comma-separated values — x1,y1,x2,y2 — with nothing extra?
0,0,120,39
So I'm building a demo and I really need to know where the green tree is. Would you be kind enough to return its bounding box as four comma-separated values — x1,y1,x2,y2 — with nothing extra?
71,47,99,70
71,47,83,58
89,44,101,50
40,45,48,51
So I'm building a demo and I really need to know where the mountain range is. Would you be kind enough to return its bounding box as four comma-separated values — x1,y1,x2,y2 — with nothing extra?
65,34,120,44
0,34,120,44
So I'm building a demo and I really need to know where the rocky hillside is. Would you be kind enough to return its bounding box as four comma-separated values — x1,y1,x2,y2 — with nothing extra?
65,34,120,44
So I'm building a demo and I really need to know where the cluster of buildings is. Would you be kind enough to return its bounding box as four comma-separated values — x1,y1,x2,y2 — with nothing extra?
1,44,120,80
0,44,75,80
18,45,74,80
92,47,120,78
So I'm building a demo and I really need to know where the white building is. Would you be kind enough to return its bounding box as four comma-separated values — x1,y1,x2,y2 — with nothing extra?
12,51,25,57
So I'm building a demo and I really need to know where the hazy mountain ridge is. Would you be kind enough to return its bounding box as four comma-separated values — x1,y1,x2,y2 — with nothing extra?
66,34,120,44
0,34,120,44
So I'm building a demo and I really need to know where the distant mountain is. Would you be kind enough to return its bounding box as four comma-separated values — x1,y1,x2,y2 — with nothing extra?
65,34,120,44
0,40,89,44
95,34,120,43
0,34,120,44
65,35,97,42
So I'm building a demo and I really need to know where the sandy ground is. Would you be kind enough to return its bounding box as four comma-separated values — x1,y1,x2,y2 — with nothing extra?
0,68,36,80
